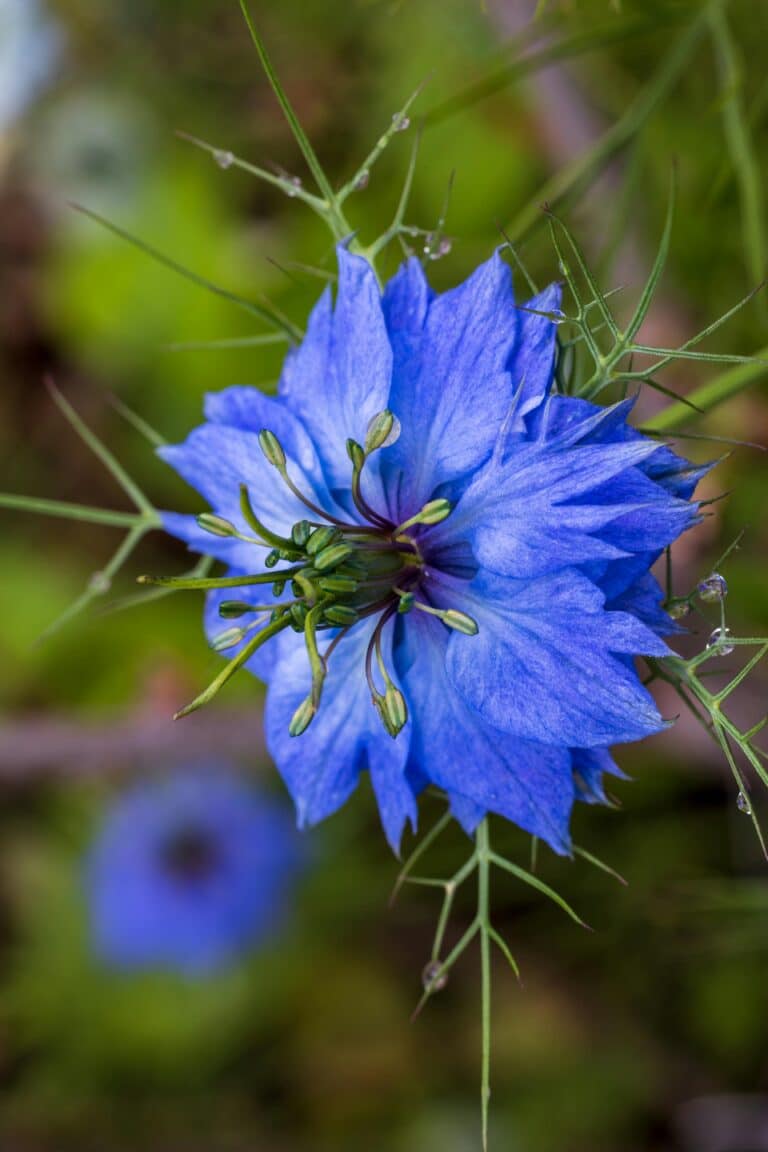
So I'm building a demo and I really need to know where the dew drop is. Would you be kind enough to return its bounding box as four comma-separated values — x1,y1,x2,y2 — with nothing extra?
354,169,370,191
88,571,111,594
213,149,234,170
286,175,302,198
422,960,448,992
706,626,735,656
667,599,691,621
423,233,451,261
392,113,410,132
697,572,728,603
736,791,752,815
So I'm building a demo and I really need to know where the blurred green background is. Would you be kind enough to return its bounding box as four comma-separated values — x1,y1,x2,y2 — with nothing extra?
0,0,767,1149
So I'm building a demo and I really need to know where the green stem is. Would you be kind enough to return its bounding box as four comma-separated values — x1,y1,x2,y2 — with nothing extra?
238,0,350,242
0,494,153,529
643,347,768,432
476,818,492,1152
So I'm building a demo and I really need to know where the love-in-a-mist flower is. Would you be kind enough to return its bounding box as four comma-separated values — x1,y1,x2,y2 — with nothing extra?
159,250,705,854
86,768,301,974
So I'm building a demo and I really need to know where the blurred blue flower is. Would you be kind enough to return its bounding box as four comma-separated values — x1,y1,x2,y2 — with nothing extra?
87,768,301,975
161,250,705,854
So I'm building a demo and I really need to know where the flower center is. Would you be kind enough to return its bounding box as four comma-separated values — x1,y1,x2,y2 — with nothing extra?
142,410,478,736
159,825,221,884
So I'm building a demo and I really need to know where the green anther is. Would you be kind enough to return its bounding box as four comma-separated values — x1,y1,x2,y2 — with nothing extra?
364,409,395,455
218,600,256,619
306,525,341,555
324,604,359,626
211,626,246,652
383,684,408,736
292,519,312,547
272,579,287,596
289,695,316,737
290,603,308,630
313,542,354,571
318,575,359,594
196,513,239,538
265,550,281,568
346,438,365,470
396,498,453,533
397,592,415,614
258,428,286,469
373,685,408,738
442,609,479,636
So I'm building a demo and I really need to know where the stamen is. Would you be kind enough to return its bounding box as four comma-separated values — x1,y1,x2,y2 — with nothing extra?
394,498,452,535
365,606,408,737
347,438,392,529
239,485,295,550
137,569,304,590
174,614,292,719
257,429,350,528
303,603,327,708
408,599,479,635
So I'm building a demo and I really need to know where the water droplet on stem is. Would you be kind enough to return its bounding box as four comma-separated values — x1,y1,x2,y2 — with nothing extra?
737,791,752,815
422,960,448,991
697,573,728,603
706,627,735,656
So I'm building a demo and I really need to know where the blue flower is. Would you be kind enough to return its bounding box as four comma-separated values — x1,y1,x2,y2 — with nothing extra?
86,768,301,975
160,250,705,855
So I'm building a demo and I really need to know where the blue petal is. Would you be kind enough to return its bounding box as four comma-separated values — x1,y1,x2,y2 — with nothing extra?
395,612,574,853
279,249,393,499
571,747,628,805
443,567,669,747
160,420,333,542
383,252,524,518
437,438,664,579
507,283,562,426
264,617,415,852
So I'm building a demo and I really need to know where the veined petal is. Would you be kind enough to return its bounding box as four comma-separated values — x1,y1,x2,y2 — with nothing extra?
279,249,393,498
507,283,562,427
384,252,523,516
264,617,415,852
438,438,665,578
442,568,668,747
395,613,574,853
159,422,329,541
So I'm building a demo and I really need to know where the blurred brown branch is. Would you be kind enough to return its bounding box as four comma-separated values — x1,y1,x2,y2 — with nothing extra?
0,708,267,781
